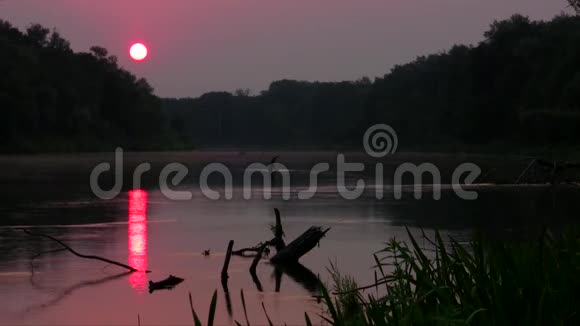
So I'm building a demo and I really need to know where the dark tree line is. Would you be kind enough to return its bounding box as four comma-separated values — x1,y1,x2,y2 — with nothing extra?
0,21,177,152
163,78,371,148
2,14,580,152
164,14,580,150
569,1,580,15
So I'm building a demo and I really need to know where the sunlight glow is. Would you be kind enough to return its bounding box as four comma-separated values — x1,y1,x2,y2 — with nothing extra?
128,189,148,292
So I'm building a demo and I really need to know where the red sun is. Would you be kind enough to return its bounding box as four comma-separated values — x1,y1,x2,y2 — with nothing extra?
129,43,148,61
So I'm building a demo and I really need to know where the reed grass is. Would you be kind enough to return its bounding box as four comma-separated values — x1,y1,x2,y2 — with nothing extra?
324,228,580,325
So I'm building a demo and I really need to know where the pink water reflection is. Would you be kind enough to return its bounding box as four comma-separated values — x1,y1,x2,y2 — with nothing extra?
128,189,148,292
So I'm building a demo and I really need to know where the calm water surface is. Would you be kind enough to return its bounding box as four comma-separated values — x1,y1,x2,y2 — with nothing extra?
0,152,578,325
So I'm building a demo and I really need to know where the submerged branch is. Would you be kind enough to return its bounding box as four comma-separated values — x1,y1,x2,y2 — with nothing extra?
19,228,148,273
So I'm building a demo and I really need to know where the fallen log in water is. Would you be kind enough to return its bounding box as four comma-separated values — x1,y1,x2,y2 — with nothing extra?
233,208,329,265
19,229,148,273
270,227,330,264
229,208,329,293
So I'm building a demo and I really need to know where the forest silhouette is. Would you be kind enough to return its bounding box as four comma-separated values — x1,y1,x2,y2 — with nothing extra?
1,14,580,152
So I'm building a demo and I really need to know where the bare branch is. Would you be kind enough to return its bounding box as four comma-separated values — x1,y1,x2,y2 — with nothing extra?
19,229,148,273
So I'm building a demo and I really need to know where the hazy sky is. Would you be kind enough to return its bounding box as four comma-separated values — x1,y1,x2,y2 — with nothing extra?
0,0,570,97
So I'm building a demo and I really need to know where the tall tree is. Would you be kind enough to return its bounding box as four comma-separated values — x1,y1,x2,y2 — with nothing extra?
569,0,580,15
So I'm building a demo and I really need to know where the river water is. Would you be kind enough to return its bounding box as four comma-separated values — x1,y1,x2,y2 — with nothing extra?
0,151,578,325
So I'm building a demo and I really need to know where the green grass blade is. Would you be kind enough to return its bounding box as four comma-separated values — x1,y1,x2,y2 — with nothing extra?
240,289,250,326
320,285,342,326
207,290,218,326
304,312,313,326
188,292,203,326
261,302,274,326
465,308,487,324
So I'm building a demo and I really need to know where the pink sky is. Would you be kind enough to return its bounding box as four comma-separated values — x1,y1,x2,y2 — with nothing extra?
0,0,570,97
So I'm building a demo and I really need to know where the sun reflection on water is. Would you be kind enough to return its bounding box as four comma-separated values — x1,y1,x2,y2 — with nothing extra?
128,189,148,293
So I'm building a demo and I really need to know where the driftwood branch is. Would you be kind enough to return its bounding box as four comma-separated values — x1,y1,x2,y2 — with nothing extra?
232,247,259,256
232,208,285,257
273,208,285,251
249,245,266,276
231,208,329,294
234,208,329,264
251,269,264,292
221,240,234,314
515,158,580,185
221,240,234,282
19,229,148,273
